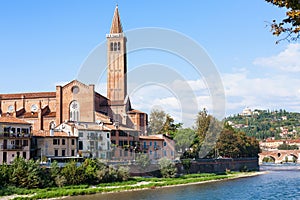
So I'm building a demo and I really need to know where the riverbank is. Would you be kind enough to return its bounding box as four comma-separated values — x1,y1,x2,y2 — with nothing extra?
0,172,264,200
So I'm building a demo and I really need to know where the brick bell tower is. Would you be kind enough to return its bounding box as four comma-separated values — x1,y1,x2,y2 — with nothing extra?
106,5,130,125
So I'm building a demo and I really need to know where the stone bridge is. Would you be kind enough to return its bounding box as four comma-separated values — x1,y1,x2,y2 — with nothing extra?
259,150,300,164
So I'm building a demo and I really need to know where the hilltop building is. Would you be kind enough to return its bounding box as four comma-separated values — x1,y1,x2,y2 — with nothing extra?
241,107,252,116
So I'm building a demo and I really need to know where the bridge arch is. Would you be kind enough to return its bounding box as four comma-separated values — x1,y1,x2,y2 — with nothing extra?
261,155,275,163
285,154,298,163
259,150,300,164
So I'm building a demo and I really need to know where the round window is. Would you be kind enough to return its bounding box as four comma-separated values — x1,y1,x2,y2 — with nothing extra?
31,104,38,112
8,105,14,113
72,86,79,94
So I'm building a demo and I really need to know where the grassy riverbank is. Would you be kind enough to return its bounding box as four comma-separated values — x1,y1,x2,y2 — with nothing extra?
0,172,262,200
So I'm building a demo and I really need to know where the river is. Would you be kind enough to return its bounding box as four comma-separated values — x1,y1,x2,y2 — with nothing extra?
66,164,300,200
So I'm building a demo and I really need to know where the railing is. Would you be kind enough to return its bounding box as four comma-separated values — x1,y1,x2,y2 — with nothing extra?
154,145,161,150
0,144,25,150
0,133,31,138
141,145,161,150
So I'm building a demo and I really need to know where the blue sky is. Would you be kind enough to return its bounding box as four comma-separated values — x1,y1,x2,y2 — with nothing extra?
1,1,299,126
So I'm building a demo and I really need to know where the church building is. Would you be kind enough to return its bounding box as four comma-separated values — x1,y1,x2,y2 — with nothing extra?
0,6,148,162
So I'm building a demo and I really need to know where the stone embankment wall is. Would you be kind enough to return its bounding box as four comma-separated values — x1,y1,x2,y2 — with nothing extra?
177,157,259,174
128,157,259,177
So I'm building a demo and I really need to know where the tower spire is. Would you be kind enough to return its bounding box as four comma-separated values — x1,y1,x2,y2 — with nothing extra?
110,5,123,34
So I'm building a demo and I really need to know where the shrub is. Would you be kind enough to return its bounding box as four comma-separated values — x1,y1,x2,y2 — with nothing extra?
9,157,42,188
117,166,130,181
0,162,11,187
135,153,150,169
158,158,177,178
55,175,67,187
61,161,84,185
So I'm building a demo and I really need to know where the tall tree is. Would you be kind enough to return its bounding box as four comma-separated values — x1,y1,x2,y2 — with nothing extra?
265,0,300,43
161,114,182,138
148,109,181,135
148,108,167,134
173,128,196,153
193,108,212,152
195,108,211,142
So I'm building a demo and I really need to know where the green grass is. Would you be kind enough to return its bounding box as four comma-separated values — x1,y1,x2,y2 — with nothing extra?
5,172,256,200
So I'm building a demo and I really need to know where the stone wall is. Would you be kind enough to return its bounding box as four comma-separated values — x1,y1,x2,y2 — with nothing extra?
177,158,259,174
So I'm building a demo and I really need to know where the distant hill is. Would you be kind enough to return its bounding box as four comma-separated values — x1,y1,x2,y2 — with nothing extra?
225,109,300,140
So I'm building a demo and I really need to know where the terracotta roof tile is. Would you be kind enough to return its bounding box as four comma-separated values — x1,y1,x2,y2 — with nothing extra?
0,116,31,124
105,124,138,131
33,130,76,137
21,112,38,118
95,112,112,124
44,112,56,118
139,135,164,140
0,92,56,100
128,109,146,114
66,122,111,131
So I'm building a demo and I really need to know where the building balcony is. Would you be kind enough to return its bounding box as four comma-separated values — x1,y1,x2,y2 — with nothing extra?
0,144,27,151
154,145,161,150
0,133,31,138
142,145,149,150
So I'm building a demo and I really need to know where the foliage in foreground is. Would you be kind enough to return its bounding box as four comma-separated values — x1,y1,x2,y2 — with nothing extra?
158,157,177,178
0,157,129,190
265,0,300,43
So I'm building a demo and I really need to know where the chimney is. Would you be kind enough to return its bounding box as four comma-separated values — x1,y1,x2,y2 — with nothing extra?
50,129,54,136
38,100,43,130
13,101,17,117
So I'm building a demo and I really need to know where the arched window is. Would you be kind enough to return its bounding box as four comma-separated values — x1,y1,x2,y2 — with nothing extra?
70,101,80,121
117,42,121,51
110,42,113,51
114,42,117,51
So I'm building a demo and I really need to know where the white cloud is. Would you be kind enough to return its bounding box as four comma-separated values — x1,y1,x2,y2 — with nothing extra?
94,64,300,127
222,69,300,115
253,43,300,72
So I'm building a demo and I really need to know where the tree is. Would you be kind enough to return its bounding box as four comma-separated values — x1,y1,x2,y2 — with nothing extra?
278,143,299,150
135,153,151,169
158,158,177,178
216,126,260,158
49,161,60,186
161,114,182,138
61,160,84,185
9,157,42,188
193,108,220,158
265,0,300,43
195,108,211,143
148,109,182,136
0,163,10,187
148,108,167,134
216,129,241,158
173,128,196,153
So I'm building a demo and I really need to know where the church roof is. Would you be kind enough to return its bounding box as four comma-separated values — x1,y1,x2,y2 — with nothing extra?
0,92,56,100
128,109,146,114
110,5,123,34
0,116,31,125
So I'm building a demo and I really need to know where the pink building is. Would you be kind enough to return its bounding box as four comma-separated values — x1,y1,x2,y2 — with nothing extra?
0,116,32,163
139,134,175,161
